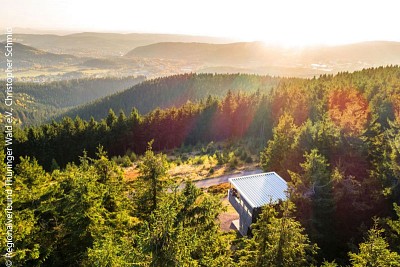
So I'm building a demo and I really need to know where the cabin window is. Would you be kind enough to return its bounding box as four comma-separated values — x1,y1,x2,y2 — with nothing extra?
232,188,240,199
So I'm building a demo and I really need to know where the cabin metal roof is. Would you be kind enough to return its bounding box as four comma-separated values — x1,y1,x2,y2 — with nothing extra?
229,172,288,208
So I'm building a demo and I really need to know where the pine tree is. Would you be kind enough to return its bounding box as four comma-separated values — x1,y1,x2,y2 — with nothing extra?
238,201,317,267
137,182,233,266
387,120,400,199
260,113,299,179
135,141,169,217
289,149,337,261
387,204,400,253
106,108,117,127
349,221,400,267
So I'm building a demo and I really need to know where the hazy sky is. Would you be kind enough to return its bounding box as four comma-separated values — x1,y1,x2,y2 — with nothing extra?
1,0,399,46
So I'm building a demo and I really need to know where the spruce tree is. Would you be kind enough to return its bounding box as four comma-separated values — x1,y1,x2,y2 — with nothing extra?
238,201,317,267
349,221,400,267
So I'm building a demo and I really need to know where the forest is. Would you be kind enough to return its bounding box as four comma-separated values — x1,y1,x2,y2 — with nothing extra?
0,76,145,125
61,73,281,121
1,66,400,266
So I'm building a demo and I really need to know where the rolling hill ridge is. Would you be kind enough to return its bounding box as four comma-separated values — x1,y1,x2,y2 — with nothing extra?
58,73,282,121
0,42,79,68
126,41,400,71
0,32,232,57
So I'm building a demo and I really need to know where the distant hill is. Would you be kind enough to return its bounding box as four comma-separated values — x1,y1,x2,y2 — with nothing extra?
4,32,400,78
59,73,281,121
298,41,400,66
0,42,79,68
126,41,400,71
0,32,232,57
125,42,282,65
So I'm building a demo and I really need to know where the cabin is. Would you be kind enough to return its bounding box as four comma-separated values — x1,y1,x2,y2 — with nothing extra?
228,172,288,236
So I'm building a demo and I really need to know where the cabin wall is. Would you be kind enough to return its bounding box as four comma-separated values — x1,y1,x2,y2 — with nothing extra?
228,189,254,236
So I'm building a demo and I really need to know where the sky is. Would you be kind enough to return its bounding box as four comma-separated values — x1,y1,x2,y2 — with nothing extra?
1,0,399,46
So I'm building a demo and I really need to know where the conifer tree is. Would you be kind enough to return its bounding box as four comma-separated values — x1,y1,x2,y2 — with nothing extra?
137,182,233,267
106,108,117,127
260,113,299,178
387,204,400,253
135,141,169,217
289,149,337,261
238,201,317,267
349,221,400,267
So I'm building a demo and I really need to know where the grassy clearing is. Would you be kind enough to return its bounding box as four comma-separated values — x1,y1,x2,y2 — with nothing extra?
122,140,263,182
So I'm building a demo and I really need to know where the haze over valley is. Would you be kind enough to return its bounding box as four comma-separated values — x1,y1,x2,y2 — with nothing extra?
1,32,400,83
2,1,400,265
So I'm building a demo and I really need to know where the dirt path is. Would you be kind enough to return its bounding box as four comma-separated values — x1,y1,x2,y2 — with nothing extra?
193,169,263,188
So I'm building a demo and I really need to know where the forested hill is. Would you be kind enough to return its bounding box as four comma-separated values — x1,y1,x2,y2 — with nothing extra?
60,73,282,121
15,66,400,171
0,42,78,68
125,42,281,64
126,41,400,68
0,76,145,125
0,32,232,57
9,66,400,265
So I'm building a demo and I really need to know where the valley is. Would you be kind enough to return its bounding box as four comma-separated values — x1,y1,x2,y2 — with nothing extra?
1,30,400,266
2,32,400,84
